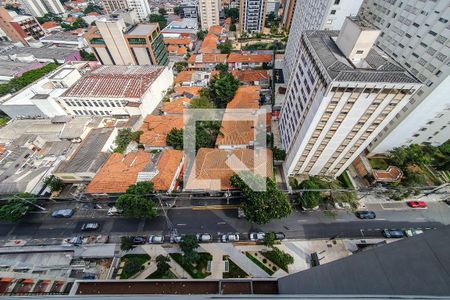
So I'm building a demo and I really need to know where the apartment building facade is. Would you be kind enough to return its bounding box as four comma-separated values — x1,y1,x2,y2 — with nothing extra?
358,0,450,153
279,18,421,177
86,18,168,66
198,0,220,30
0,7,44,46
284,0,364,79
102,0,150,21
282,0,296,30
102,0,128,14
42,0,65,14
240,0,267,33
19,0,64,16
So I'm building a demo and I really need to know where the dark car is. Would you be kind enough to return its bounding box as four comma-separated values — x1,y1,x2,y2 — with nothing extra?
382,229,406,238
355,211,376,219
51,209,74,218
132,236,147,245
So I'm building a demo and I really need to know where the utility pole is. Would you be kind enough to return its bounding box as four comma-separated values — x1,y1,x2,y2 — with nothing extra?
157,195,178,242
13,195,46,211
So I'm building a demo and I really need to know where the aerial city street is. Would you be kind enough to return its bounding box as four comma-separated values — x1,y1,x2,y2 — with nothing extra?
0,0,448,297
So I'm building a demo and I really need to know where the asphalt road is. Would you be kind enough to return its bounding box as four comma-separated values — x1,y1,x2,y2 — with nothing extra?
1,201,449,244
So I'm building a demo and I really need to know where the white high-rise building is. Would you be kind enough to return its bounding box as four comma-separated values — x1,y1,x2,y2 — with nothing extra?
240,0,267,33
42,0,65,14
198,0,220,30
284,0,364,80
102,0,128,14
358,0,450,153
126,0,151,22
279,17,421,177
18,0,48,17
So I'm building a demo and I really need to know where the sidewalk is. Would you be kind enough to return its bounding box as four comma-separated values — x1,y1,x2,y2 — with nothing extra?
140,245,192,279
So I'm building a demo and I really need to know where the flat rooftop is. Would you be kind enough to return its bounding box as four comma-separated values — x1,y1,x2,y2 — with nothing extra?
40,32,80,43
0,60,41,77
127,23,158,36
0,46,79,60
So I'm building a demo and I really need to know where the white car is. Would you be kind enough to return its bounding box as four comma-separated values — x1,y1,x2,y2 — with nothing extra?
196,233,212,242
249,232,265,241
148,235,164,244
404,229,424,237
221,233,239,243
107,206,123,216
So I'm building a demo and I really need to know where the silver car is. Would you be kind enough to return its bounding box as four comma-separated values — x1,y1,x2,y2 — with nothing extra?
196,233,212,242
249,232,265,241
221,233,240,243
148,235,164,244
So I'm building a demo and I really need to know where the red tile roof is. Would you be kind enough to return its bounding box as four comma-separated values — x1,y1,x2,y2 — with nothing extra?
208,25,224,36
228,53,273,63
152,149,184,191
41,21,59,30
226,86,260,109
62,66,164,99
164,37,192,45
188,54,227,64
199,33,218,54
177,47,187,55
231,70,269,82
140,115,184,147
185,148,272,190
175,70,194,83
161,97,191,114
174,86,202,97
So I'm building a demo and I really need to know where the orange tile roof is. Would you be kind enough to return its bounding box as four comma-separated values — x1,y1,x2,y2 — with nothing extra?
188,54,227,64
199,33,219,54
85,150,183,193
226,86,260,109
65,16,76,23
231,70,269,82
152,149,184,191
71,28,83,34
164,37,192,45
174,86,202,97
373,166,403,182
41,21,59,30
185,148,273,190
167,45,178,53
161,97,191,114
216,119,255,146
87,12,100,16
175,70,194,83
177,47,187,55
140,115,184,147
208,25,224,36
227,53,273,63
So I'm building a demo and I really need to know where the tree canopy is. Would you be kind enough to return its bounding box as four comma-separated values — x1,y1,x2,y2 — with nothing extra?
196,30,207,40
158,8,167,15
114,129,143,153
215,63,229,73
203,73,240,108
179,235,200,264
166,128,184,150
190,95,215,108
44,175,64,192
296,178,322,209
115,182,157,218
174,6,181,15
0,193,37,222
224,8,239,23
80,49,97,61
149,14,167,30
218,41,232,54
230,172,292,224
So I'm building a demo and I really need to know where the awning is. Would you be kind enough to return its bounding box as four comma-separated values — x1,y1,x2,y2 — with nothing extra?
0,277,13,283
39,280,52,284
21,279,34,284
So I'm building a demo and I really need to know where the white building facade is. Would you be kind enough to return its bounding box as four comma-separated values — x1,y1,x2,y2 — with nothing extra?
284,0,364,80
126,0,151,22
280,18,421,177
198,0,220,30
42,0,65,14
240,0,267,33
358,0,450,152
18,0,48,17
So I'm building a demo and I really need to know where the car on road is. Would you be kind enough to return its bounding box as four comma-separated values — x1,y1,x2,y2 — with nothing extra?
132,236,147,245
51,209,74,218
404,229,424,237
148,235,164,244
382,229,406,238
221,233,239,242
355,211,376,219
196,233,212,242
407,201,427,208
249,232,265,241
107,206,123,216
274,232,286,240
81,223,100,231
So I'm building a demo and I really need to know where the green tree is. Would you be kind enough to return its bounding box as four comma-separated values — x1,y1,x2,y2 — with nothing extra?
229,24,236,31
84,3,102,14
204,73,240,108
43,175,64,192
158,8,167,15
179,235,200,264
388,144,431,169
215,63,229,73
174,61,188,73
166,128,184,150
155,255,171,275
230,172,292,224
296,178,322,209
126,181,154,195
218,41,232,54
263,232,276,247
224,8,239,23
80,49,97,61
149,14,167,29
114,129,142,153
196,30,207,40
272,147,286,161
174,6,181,15
115,194,157,218
120,236,135,251
195,121,222,149
123,260,142,277
0,193,36,222
190,95,215,108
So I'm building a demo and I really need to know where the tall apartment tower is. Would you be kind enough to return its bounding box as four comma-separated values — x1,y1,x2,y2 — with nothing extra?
240,0,267,33
282,0,296,30
279,18,421,177
42,0,65,14
358,0,450,153
18,0,48,17
102,0,150,21
0,7,44,45
198,0,220,30
86,18,168,66
284,0,364,80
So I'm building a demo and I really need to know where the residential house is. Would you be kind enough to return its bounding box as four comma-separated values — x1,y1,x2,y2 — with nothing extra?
174,86,203,98
231,69,270,88
227,53,272,69
161,97,191,115
198,33,219,54
139,115,184,150
174,70,212,87
187,53,227,70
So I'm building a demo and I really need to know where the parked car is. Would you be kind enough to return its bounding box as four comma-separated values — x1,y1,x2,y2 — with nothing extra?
81,203,102,210
148,235,164,244
274,232,286,240
196,233,212,242
237,208,246,219
221,233,239,243
355,211,376,219
382,229,406,238
51,209,74,218
107,206,123,216
132,236,147,245
404,229,424,237
407,201,427,208
81,223,100,231
170,235,183,243
249,232,265,241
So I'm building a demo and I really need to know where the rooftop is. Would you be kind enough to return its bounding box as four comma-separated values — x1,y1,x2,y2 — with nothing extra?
231,70,270,83
161,97,191,114
188,53,227,64
139,115,184,147
304,31,419,83
0,46,79,61
162,18,198,34
61,65,164,99
208,25,225,36
127,23,159,36
227,53,273,63
55,127,113,174
226,86,260,109
0,60,43,78
174,86,202,98
199,33,218,54
164,37,192,45
40,32,81,43
185,148,272,190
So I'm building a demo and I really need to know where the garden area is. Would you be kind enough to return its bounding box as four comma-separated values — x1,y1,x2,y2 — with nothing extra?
261,248,294,273
146,255,177,279
223,256,248,279
118,254,150,279
169,253,212,279
245,252,276,276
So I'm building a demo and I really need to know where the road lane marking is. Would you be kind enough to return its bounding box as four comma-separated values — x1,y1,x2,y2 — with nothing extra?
177,223,187,226
192,205,240,210
217,222,226,225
